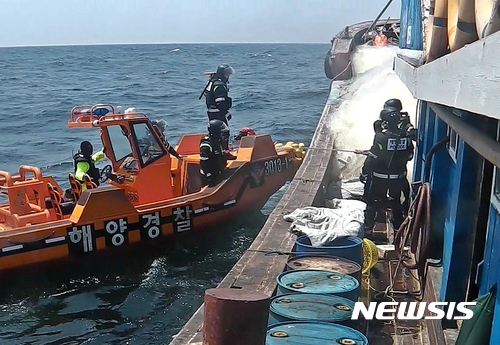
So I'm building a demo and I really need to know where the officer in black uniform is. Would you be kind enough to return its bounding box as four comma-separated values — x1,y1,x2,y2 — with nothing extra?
360,107,414,233
201,64,235,157
199,120,229,187
373,98,417,141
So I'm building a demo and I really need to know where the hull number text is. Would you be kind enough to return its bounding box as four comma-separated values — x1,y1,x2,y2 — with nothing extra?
264,157,289,176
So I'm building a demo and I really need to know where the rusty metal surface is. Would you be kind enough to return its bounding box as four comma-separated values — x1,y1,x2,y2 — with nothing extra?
203,288,270,345
286,255,361,276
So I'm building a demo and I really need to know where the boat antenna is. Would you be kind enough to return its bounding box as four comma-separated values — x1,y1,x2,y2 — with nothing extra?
362,0,394,41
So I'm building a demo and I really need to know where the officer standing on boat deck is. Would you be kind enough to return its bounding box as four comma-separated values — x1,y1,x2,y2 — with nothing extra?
359,107,414,234
374,98,417,141
73,141,105,190
199,120,229,187
373,98,417,211
200,64,236,159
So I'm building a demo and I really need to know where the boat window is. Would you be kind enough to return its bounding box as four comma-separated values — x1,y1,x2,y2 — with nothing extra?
132,122,167,167
446,125,459,163
107,125,133,162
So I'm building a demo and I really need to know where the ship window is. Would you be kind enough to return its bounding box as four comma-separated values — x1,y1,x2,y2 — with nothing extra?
447,125,459,162
494,170,500,200
131,122,166,167
494,122,500,202
107,125,133,162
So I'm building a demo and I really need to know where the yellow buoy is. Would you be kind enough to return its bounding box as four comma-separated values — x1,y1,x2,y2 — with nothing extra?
362,238,378,274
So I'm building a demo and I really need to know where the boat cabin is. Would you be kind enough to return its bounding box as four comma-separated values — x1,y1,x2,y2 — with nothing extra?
67,104,205,205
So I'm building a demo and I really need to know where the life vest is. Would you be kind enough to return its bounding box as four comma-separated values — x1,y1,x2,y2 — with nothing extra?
199,136,225,181
204,78,231,112
73,153,100,186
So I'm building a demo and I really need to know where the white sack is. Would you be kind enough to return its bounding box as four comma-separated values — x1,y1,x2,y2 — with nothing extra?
283,199,366,246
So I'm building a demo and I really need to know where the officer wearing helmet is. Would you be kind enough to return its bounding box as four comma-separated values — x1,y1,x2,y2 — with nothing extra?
373,98,416,141
199,119,230,186
360,106,414,234
73,141,106,190
150,119,183,159
201,64,234,151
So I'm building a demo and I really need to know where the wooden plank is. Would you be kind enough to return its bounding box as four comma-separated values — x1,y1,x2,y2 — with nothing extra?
168,91,341,345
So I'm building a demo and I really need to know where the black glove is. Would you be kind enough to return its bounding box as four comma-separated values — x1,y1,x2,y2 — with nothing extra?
359,173,368,184
226,113,232,121
408,128,417,141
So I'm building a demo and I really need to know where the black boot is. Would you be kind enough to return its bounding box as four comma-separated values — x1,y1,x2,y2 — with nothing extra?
363,207,376,235
224,151,237,160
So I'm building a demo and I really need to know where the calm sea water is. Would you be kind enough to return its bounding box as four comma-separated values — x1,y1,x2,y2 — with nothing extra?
0,43,329,345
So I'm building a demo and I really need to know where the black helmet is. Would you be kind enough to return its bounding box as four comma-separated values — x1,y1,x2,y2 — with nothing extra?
380,107,401,131
208,119,225,139
383,98,403,111
152,119,167,132
80,141,93,157
215,64,234,82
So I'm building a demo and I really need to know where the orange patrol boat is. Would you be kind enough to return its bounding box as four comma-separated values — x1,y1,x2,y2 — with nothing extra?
0,104,304,273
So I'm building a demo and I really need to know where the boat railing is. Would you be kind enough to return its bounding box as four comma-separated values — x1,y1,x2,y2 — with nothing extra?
68,103,149,128
97,112,148,123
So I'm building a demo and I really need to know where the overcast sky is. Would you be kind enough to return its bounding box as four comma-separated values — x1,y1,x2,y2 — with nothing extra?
0,0,400,46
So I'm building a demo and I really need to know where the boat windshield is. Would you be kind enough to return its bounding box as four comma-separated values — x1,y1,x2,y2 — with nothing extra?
132,122,167,167
107,125,133,162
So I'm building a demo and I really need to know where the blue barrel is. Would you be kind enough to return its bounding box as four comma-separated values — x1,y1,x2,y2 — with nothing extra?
266,321,369,344
276,269,359,301
295,235,363,266
286,255,362,283
268,293,355,327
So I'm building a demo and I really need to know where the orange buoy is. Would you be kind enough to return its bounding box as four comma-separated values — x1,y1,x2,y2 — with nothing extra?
373,34,388,47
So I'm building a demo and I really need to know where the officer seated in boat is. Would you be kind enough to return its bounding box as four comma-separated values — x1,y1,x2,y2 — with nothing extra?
199,119,230,187
373,98,417,141
150,119,183,159
73,141,105,190
359,107,414,235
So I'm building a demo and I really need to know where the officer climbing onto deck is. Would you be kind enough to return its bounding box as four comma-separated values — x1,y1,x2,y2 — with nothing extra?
151,119,183,159
73,141,105,190
200,64,236,159
358,106,414,235
199,120,230,187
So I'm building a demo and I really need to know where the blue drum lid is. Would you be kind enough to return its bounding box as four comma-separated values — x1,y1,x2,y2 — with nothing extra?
270,293,355,321
267,321,368,344
287,256,361,275
277,269,359,294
